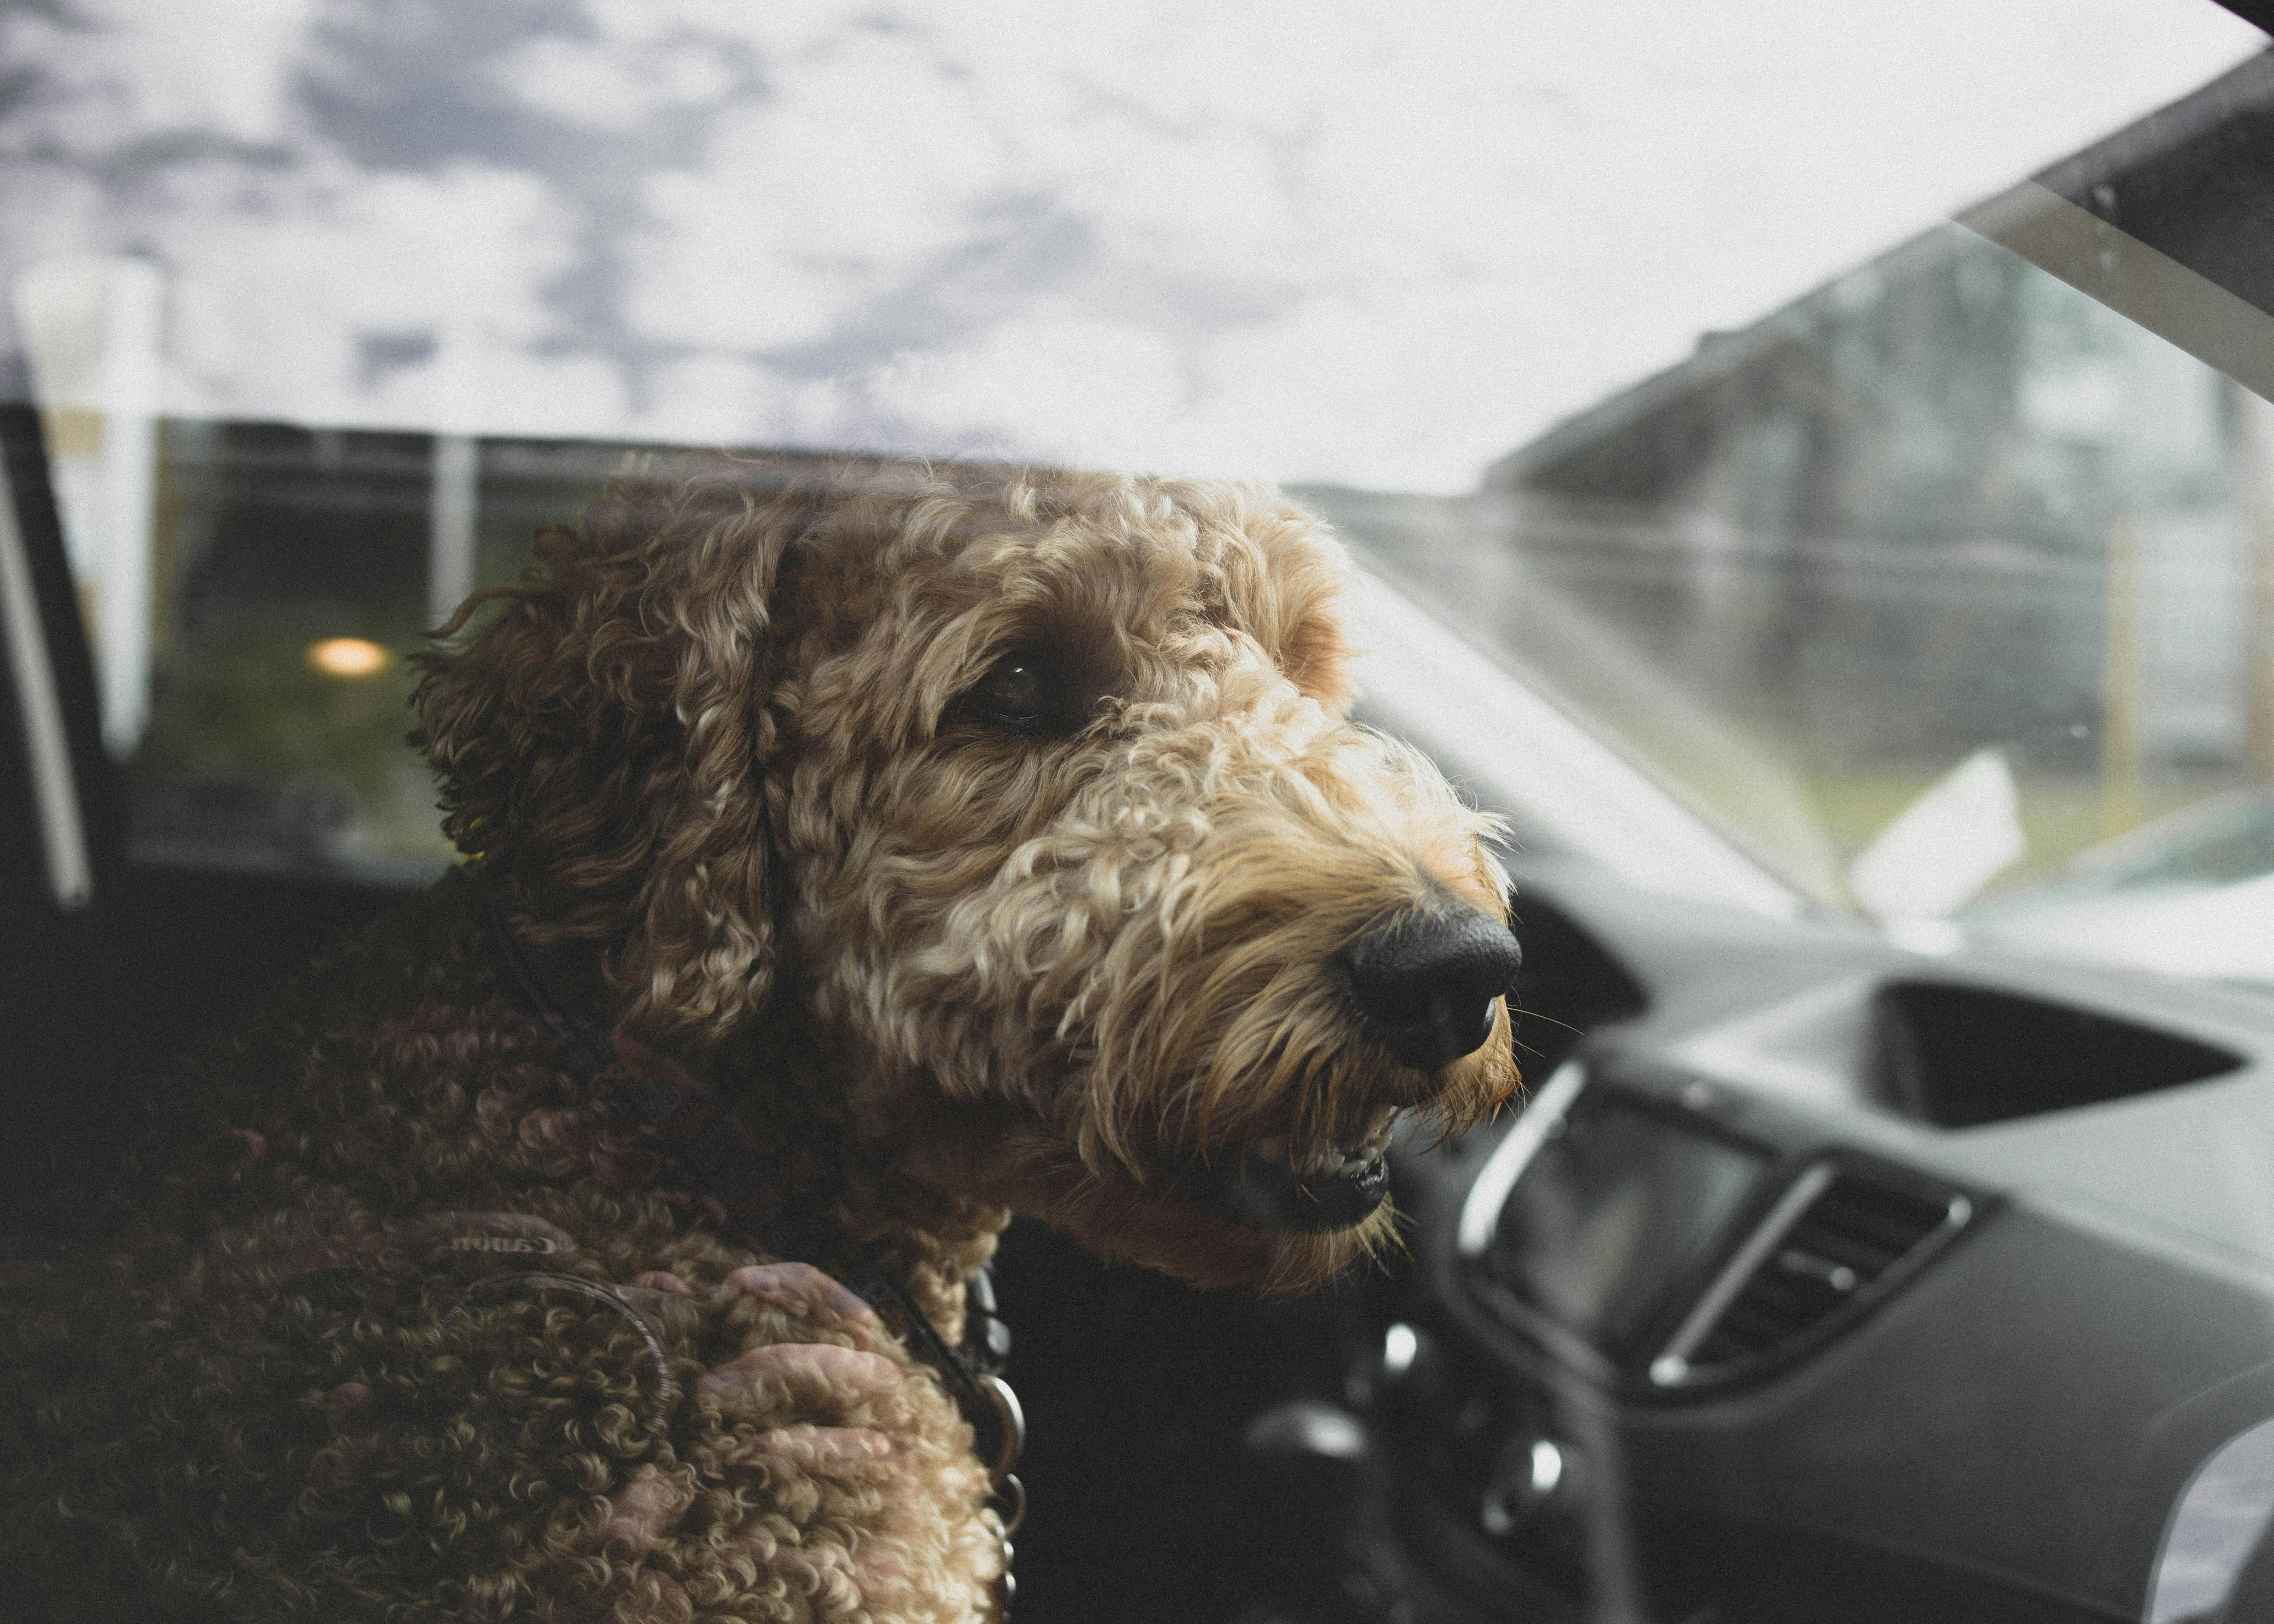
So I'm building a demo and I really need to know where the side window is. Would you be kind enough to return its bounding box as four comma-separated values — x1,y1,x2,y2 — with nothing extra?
129,421,461,876
1334,234,2274,916
14,260,634,879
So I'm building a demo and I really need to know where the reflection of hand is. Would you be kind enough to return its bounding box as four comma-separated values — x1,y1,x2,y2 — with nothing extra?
588,1263,927,1620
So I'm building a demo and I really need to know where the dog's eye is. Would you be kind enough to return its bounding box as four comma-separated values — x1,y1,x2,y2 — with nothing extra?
967,649,1066,731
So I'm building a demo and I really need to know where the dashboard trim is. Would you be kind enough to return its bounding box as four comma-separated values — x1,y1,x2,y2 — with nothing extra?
1456,1058,1588,1257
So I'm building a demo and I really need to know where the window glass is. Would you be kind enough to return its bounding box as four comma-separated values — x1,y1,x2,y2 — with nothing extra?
1345,230,2274,915
126,425,679,875
4,0,2272,994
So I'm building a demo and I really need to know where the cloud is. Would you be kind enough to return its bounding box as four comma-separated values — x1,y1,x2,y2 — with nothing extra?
489,31,741,135
0,0,2261,489
624,33,1014,353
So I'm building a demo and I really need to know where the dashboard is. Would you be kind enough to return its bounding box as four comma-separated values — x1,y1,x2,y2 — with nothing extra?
1350,859,2274,1624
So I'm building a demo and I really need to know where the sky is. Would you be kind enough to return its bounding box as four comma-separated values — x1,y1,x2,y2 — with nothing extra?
0,0,2263,491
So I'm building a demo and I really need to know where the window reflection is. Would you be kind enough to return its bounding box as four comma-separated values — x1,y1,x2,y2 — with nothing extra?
1327,232,2274,981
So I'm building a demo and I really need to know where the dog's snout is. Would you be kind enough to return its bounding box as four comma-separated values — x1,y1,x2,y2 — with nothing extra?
1341,909,1522,1070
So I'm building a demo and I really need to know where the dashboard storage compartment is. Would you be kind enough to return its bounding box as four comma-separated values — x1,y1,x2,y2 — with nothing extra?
1870,980,2242,1128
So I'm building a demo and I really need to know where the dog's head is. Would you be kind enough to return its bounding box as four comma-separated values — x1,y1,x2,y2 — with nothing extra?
417,460,1519,1290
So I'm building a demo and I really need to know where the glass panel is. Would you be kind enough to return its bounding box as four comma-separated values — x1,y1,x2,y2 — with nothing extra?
5,0,2271,977
121,424,763,878
1336,231,2274,983
130,421,441,875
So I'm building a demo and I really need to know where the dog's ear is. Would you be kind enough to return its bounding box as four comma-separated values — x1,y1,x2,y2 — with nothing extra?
1248,498,1360,715
413,469,799,1052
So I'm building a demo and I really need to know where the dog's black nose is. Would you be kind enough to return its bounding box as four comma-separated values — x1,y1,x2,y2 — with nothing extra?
1341,908,1522,1070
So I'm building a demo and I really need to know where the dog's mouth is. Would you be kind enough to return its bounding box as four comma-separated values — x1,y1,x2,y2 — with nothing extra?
1172,1105,1402,1233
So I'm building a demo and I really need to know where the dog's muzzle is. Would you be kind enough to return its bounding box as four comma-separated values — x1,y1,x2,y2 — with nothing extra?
1177,906,1519,1232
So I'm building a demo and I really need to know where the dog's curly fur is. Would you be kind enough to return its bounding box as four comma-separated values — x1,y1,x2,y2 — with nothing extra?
0,460,1518,1621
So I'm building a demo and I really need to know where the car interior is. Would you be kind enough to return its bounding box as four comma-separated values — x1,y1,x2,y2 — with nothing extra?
12,6,2274,1624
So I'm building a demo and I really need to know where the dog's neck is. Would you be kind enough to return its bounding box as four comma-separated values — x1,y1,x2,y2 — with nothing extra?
717,1011,1013,1336
487,894,1008,1336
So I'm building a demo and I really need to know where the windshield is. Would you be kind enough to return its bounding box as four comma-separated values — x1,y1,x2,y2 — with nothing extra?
1322,45,2274,983
21,9,2274,1624
1333,204,2274,915
4,0,2270,974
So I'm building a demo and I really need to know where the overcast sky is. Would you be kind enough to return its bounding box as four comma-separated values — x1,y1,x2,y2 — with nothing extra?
1,0,2263,491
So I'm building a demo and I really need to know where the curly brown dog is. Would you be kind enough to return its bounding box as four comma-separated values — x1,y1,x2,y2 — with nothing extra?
0,460,1520,1622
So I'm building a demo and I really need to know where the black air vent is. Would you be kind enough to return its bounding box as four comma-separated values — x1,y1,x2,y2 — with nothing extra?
1666,1166,1964,1383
